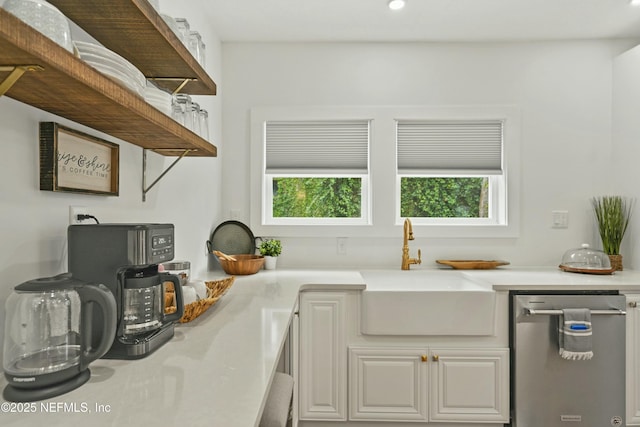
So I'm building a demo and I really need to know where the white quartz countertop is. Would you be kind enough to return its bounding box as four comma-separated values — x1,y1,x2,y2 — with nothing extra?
0,270,364,427
2,267,640,426
459,266,640,291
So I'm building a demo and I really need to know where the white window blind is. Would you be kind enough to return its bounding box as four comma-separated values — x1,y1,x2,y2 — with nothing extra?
265,120,369,174
397,120,503,174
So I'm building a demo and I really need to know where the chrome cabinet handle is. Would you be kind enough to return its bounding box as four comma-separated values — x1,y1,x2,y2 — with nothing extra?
525,308,626,316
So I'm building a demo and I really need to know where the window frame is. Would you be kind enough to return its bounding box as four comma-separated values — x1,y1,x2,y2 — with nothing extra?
395,118,507,226
250,105,520,238
396,174,505,226
250,107,375,237
264,173,371,226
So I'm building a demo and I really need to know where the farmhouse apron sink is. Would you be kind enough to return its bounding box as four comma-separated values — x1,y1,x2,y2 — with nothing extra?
360,270,496,336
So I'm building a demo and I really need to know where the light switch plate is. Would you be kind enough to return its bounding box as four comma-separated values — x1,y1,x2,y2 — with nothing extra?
337,237,347,255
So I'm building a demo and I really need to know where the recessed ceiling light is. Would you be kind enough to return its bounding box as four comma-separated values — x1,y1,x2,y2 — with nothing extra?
388,0,406,11
631,0,640,5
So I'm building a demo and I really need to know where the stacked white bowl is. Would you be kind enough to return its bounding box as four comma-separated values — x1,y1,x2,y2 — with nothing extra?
2,0,73,52
144,81,173,116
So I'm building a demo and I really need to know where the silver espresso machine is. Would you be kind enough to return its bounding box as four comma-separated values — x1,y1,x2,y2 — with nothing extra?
68,224,184,359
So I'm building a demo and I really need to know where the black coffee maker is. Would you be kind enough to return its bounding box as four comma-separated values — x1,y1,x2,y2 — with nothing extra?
68,224,184,359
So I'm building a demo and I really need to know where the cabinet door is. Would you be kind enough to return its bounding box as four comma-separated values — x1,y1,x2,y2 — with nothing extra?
349,347,429,421
627,294,640,425
298,292,347,421
429,348,509,423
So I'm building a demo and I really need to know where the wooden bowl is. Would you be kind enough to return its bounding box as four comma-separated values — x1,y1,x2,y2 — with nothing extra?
217,254,265,275
436,260,510,270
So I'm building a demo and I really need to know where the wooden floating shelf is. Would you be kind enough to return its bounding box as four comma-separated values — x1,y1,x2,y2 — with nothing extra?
0,9,216,157
49,0,217,96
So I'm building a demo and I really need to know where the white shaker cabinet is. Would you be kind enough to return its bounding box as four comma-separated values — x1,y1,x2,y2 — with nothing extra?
429,348,509,423
626,294,640,425
298,292,348,421
297,289,509,425
347,346,508,423
349,347,429,421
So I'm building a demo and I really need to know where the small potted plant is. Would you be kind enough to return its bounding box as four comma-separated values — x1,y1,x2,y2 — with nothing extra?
592,195,634,271
259,239,282,270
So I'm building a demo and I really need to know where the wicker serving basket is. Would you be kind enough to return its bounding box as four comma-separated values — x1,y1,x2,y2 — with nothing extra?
165,276,235,323
217,254,264,275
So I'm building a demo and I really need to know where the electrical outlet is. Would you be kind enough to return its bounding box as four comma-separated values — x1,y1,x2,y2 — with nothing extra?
69,206,89,225
337,237,347,255
552,210,569,229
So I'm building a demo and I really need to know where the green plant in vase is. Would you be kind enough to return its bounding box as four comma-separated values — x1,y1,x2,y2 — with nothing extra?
259,239,282,270
592,195,633,270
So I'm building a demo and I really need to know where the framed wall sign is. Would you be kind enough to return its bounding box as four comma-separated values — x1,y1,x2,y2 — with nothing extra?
39,122,119,196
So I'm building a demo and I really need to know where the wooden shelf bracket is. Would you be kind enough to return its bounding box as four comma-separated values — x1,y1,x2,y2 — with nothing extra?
148,77,196,95
142,148,191,201
0,65,44,96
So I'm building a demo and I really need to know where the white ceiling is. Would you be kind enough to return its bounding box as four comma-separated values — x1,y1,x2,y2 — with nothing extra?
199,0,640,43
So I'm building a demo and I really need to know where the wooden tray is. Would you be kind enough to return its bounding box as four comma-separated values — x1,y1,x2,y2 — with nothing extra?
436,260,510,270
558,265,615,275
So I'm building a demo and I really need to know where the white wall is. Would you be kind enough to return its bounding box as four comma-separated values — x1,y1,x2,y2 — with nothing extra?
612,44,640,269
0,0,223,356
221,40,636,269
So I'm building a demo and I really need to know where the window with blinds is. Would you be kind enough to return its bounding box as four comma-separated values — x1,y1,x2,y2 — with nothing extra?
265,120,369,173
251,105,518,234
396,119,505,222
263,120,370,224
397,120,503,174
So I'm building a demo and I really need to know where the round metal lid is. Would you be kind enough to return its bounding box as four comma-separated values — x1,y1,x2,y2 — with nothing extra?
207,220,256,255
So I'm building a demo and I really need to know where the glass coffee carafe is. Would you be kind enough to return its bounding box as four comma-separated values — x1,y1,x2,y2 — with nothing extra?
3,273,116,402
119,267,182,339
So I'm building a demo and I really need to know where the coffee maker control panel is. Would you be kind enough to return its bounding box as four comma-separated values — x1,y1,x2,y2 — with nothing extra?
133,224,174,264
150,232,174,261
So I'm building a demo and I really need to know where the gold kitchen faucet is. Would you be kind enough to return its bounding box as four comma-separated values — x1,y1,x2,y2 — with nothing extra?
401,218,421,270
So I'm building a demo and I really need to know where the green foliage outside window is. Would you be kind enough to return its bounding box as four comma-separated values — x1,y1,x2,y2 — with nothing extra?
272,178,362,218
401,177,488,218
271,177,488,219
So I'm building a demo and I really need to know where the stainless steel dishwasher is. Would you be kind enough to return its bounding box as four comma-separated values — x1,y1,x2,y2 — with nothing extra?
511,292,626,427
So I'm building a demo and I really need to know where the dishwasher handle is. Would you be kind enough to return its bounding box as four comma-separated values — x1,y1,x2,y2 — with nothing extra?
524,308,626,316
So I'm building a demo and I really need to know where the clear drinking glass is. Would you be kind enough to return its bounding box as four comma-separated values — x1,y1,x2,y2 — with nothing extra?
161,14,183,43
190,102,201,136
174,18,190,46
173,94,193,130
188,31,203,65
170,101,184,126
198,108,209,140
198,37,206,68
